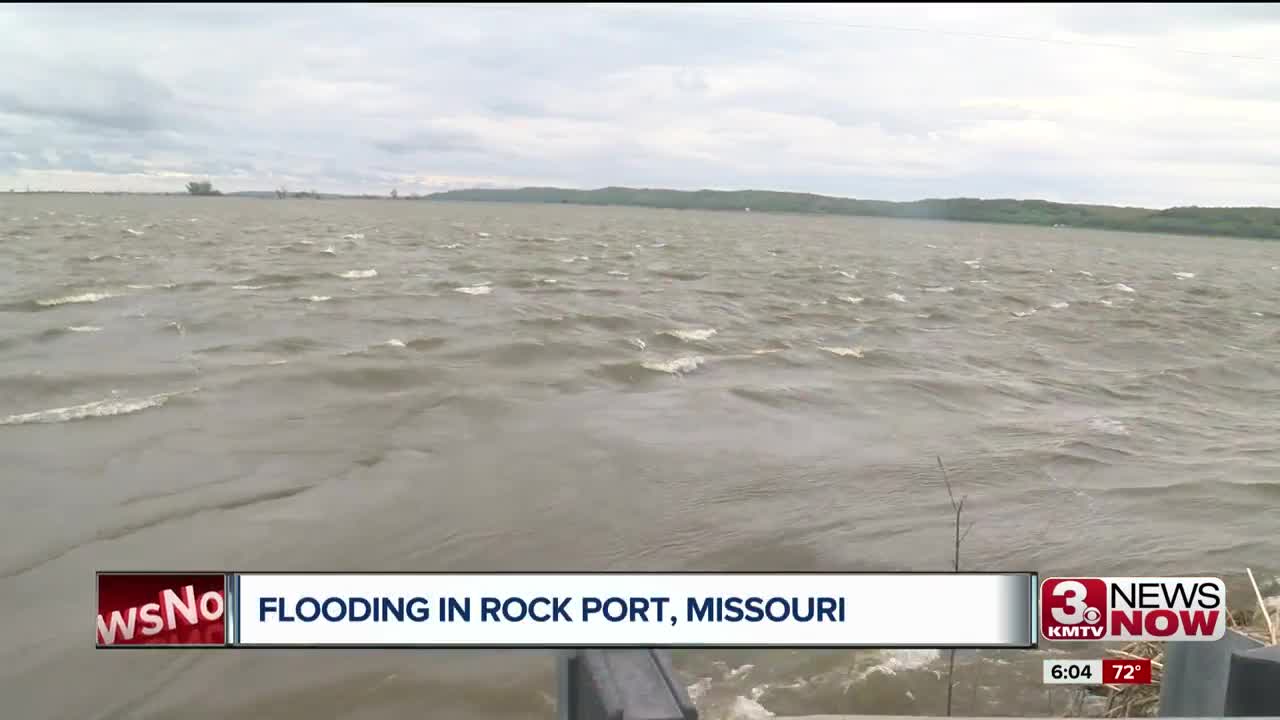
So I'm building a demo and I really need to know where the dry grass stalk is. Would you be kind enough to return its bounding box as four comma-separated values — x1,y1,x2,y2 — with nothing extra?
1107,647,1163,669
1245,567,1277,645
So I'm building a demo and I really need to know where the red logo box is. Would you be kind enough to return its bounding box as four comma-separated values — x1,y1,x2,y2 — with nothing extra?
1041,577,1107,641
97,573,227,647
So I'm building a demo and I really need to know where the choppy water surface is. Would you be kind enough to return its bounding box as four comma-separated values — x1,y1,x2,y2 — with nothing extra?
2,196,1278,719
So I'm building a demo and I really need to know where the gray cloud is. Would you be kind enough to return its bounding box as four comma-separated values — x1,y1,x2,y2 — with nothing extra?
0,4,1277,205
0,64,178,133
373,127,487,156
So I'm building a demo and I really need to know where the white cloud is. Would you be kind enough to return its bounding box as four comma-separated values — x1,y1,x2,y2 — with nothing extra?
0,3,1277,206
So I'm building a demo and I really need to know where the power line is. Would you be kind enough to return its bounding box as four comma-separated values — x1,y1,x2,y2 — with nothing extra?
441,3,1280,64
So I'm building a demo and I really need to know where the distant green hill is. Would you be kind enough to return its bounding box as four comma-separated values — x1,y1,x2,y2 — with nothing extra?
424,186,1280,240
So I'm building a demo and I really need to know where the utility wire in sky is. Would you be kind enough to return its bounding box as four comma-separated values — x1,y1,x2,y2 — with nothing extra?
444,3,1280,64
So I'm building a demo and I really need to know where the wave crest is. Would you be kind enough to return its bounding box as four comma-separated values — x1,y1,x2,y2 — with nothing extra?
36,292,114,307
1,389,195,426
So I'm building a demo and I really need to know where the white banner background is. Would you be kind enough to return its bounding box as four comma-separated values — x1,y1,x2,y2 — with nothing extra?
233,572,1036,647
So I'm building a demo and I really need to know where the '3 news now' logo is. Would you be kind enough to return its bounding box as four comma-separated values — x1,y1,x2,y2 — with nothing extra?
1041,577,1226,642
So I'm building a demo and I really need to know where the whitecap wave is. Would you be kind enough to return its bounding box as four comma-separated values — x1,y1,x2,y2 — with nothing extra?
36,292,114,306
321,246,337,255
440,243,463,249
338,269,378,279
67,325,102,333
607,270,629,277
1078,270,1094,277
924,286,955,293
1114,283,1136,293
1049,301,1070,309
630,338,647,351
661,328,717,342
885,292,907,303
820,346,864,358
1173,272,1195,279
232,284,266,290
123,228,143,236
0,390,192,426
837,270,857,280
1088,417,1129,436
454,285,492,295
385,338,407,348
963,259,981,268
1012,308,1037,318
301,295,331,302
642,356,703,374
726,696,773,720
475,232,491,238
885,648,942,669
839,296,864,304
852,649,942,683
342,233,365,240
687,678,713,704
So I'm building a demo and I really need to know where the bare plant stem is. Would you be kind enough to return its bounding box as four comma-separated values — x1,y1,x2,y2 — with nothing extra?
937,457,974,717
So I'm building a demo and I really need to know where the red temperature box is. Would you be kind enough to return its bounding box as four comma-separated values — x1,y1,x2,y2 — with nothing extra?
1102,657,1152,685
96,573,228,647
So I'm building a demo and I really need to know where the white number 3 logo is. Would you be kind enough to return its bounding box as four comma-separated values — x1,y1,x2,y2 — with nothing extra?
1051,580,1090,625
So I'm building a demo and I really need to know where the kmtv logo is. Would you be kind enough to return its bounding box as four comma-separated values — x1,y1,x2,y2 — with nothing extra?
1041,577,1226,642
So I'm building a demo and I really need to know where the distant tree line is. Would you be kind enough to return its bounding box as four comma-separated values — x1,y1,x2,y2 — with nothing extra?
425,187,1280,241
266,186,415,200
190,183,419,199
274,186,321,199
186,180,221,196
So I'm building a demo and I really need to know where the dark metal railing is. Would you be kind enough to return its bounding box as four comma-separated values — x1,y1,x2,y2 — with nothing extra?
1159,628,1280,716
558,649,698,720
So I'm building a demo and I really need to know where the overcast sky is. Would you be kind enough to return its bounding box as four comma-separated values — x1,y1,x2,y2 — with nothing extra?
2,3,1278,206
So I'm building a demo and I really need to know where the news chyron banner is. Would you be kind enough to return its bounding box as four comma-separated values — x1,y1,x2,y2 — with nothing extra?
97,572,1038,649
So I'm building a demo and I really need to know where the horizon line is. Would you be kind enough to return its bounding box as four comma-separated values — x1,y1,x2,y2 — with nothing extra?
4,185,1277,212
